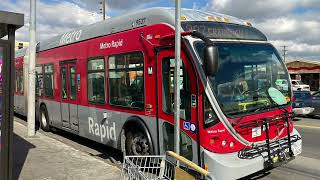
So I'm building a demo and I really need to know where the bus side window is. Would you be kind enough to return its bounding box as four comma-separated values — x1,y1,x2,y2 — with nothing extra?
162,58,191,120
44,64,54,97
108,52,144,109
87,58,106,104
35,65,43,96
203,94,219,128
15,69,23,94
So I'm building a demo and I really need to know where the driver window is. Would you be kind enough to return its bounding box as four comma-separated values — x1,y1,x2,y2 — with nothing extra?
162,57,191,120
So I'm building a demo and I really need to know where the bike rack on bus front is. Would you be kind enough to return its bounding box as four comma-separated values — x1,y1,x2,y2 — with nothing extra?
237,112,301,168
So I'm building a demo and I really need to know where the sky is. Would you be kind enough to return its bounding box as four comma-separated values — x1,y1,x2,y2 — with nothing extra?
1,0,319,60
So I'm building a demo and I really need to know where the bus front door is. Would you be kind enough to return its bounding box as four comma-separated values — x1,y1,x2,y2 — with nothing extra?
60,62,79,132
157,49,199,164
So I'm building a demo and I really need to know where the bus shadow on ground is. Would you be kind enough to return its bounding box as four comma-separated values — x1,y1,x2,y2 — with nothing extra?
49,127,123,166
238,169,271,180
15,115,123,166
44,126,123,165
13,133,36,180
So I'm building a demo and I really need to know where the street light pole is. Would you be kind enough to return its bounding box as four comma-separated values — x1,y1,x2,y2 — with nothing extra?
174,0,181,156
27,0,36,137
281,45,288,62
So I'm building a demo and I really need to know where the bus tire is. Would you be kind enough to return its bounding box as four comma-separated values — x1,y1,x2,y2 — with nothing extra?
40,105,50,132
125,129,151,155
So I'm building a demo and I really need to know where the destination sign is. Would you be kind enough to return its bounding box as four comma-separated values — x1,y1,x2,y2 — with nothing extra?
181,22,267,41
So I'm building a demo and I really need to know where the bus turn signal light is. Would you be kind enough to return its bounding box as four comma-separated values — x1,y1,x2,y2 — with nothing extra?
204,163,209,171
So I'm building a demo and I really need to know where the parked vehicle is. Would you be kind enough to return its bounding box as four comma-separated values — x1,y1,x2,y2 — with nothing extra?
309,91,320,116
291,80,310,91
292,91,314,115
275,79,289,91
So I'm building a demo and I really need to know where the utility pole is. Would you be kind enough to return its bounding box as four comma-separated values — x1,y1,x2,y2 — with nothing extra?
174,0,181,156
28,0,36,137
281,45,288,62
99,0,106,20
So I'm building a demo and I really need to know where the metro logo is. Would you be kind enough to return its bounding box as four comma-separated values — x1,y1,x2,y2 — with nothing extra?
88,117,116,143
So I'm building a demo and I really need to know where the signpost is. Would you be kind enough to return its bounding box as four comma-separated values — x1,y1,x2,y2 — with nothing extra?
27,0,36,137
174,0,181,156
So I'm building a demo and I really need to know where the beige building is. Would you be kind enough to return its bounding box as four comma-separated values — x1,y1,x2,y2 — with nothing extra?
286,59,320,91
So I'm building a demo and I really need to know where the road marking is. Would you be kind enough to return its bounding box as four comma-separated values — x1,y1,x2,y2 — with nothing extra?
295,125,320,129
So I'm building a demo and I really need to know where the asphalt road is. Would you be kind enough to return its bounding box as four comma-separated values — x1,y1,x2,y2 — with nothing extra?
14,116,320,180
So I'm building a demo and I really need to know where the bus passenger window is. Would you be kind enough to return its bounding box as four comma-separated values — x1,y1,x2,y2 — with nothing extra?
44,64,54,97
162,58,191,120
61,67,68,99
70,66,77,100
35,65,43,96
15,69,23,94
108,52,144,109
88,58,105,104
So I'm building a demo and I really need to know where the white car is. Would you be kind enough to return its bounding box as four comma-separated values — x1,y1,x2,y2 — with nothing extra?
275,79,289,91
291,80,310,91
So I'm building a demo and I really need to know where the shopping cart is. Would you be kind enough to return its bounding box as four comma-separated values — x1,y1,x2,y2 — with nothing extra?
121,151,211,180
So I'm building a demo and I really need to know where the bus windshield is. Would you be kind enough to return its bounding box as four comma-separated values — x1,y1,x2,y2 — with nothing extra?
195,42,291,117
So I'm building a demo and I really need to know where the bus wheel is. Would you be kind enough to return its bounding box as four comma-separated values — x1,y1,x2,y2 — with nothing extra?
40,106,50,132
126,130,150,155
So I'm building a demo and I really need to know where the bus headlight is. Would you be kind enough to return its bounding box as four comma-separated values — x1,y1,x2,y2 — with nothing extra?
230,141,234,148
222,140,227,146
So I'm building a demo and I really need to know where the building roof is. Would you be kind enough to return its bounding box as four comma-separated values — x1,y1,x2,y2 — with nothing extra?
286,59,320,66
38,7,254,52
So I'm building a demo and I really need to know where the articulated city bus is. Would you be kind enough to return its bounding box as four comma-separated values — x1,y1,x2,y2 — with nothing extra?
14,8,302,179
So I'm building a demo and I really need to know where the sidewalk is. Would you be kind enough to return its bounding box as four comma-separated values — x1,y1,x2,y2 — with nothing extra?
13,120,120,180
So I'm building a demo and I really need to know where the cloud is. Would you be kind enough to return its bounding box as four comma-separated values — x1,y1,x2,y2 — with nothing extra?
207,0,299,20
271,40,320,59
1,0,102,42
71,0,157,11
300,0,320,8
207,0,320,60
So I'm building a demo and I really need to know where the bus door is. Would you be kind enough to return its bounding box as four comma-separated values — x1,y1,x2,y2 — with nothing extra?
157,49,199,163
60,62,79,132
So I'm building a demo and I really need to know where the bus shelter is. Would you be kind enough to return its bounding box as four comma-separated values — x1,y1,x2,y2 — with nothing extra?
0,10,24,179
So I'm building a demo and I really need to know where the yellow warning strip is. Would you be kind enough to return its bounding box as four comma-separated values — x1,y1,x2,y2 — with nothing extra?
295,125,320,129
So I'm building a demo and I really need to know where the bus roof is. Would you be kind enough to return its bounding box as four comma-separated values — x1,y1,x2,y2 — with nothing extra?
37,7,255,52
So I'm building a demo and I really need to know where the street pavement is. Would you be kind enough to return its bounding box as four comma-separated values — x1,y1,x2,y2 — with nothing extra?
13,117,120,180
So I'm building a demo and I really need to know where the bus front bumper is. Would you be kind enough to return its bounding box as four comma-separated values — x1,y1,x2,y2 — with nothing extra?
203,128,302,180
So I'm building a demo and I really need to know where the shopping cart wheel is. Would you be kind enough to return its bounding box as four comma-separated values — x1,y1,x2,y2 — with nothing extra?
126,130,151,155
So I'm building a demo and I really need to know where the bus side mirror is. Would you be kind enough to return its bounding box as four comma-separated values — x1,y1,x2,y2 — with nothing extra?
204,45,219,76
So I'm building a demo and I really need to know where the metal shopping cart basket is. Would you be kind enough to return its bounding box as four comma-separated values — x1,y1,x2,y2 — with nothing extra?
121,151,211,180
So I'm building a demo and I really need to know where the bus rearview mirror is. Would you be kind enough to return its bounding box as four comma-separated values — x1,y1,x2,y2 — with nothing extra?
204,45,219,76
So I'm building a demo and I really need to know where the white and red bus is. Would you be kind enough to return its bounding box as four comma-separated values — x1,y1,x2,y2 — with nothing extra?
14,8,302,179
